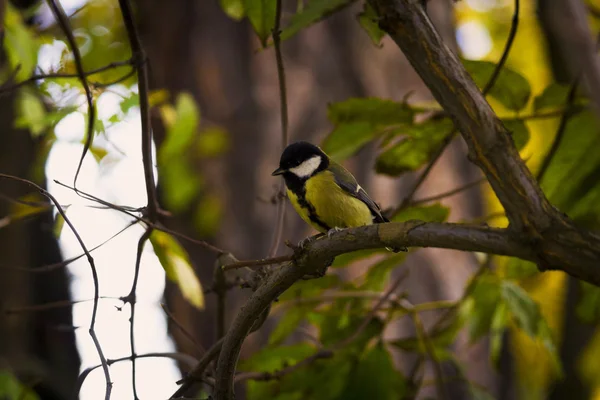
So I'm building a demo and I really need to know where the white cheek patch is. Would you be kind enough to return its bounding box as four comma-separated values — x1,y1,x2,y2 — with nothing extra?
289,156,322,178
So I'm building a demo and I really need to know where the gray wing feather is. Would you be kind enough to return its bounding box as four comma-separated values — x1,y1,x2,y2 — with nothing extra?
329,162,389,223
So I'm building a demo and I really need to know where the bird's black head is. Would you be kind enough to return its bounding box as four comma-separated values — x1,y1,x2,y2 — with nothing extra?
272,141,329,180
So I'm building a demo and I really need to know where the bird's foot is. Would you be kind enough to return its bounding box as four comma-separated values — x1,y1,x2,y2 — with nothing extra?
386,246,408,253
327,227,345,239
297,233,324,250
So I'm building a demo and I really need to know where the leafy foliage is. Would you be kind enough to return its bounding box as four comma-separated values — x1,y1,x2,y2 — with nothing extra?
463,59,531,111
245,0,277,46
0,370,39,400
357,3,385,46
281,0,355,41
375,119,453,176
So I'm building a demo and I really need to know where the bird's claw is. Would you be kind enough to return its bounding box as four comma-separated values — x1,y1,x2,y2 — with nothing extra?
327,227,344,239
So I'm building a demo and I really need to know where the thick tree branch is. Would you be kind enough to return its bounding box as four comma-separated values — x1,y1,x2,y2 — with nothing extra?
369,0,559,233
213,219,600,399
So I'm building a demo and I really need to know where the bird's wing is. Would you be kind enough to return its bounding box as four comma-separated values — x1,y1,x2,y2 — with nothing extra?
329,162,389,223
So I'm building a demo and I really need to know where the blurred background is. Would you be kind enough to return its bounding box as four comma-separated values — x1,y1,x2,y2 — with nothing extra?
1,0,599,399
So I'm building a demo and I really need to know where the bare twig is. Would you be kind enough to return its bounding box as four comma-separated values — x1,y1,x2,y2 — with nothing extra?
4,296,120,314
3,221,136,273
409,177,486,206
481,0,520,95
161,303,205,356
0,59,133,94
54,181,226,255
267,0,289,258
171,338,225,398
46,0,96,189
0,173,112,399
117,0,159,219
75,352,197,398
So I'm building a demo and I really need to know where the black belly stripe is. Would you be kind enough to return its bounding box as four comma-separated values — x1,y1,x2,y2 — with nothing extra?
295,186,331,232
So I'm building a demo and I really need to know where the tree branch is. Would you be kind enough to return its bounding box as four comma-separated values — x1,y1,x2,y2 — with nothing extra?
212,219,600,399
369,0,557,232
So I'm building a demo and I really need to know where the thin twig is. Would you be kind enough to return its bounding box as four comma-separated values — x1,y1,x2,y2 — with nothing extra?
161,303,205,356
171,338,225,398
222,255,292,271
118,0,159,219
409,177,486,206
0,173,112,399
125,227,152,400
481,0,520,95
54,180,226,254
3,221,136,273
46,0,96,189
75,352,197,398
267,0,289,258
0,59,133,94
4,296,120,314
536,80,580,182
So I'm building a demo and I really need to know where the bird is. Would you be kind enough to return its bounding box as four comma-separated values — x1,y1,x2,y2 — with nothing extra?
272,141,401,250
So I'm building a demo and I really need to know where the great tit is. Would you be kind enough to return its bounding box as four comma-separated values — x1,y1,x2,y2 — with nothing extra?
272,141,391,241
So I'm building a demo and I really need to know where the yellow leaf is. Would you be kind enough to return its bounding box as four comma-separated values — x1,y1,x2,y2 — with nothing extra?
150,231,204,309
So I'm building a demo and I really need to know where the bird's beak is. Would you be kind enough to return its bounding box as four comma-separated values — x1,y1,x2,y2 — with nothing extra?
272,167,285,176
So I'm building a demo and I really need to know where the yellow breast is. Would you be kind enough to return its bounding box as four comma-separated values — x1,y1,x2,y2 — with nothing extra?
287,171,373,233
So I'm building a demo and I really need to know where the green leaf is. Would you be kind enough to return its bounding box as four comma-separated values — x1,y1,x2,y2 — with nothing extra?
534,82,572,111
489,302,508,364
245,0,277,46
281,0,354,41
338,342,406,400
120,92,140,114
3,4,40,82
501,281,541,336
357,3,385,46
193,194,222,236
375,119,452,176
540,111,600,229
576,282,600,323
90,146,108,163
322,98,416,162
53,208,68,238
240,343,315,372
463,59,531,111
502,119,530,150
158,93,200,164
160,160,203,211
15,88,47,137
268,308,306,346
331,248,384,268
361,254,406,291
197,127,230,157
279,274,340,301
462,274,501,341
220,0,245,20
321,122,374,162
327,98,414,126
391,203,450,223
504,258,538,280
150,231,204,309
0,370,40,400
